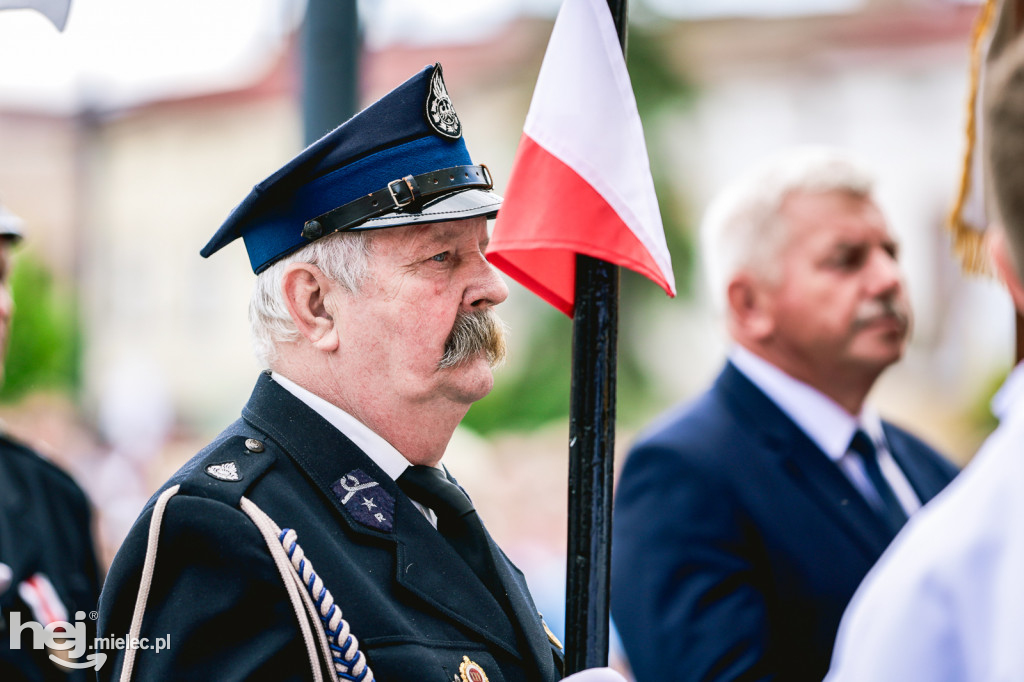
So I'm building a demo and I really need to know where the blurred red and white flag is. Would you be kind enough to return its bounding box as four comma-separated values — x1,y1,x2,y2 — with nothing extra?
486,0,675,316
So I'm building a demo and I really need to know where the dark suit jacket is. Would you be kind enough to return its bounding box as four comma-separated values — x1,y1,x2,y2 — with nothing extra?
0,433,101,682
98,373,562,681
610,362,958,682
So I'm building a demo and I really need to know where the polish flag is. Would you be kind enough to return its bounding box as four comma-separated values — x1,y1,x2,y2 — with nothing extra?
486,0,676,316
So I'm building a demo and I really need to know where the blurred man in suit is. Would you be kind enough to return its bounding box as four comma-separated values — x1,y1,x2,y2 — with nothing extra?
826,34,1024,682
611,146,959,681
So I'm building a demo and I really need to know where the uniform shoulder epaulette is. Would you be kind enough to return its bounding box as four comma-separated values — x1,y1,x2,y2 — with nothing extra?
174,433,277,508
124,431,376,682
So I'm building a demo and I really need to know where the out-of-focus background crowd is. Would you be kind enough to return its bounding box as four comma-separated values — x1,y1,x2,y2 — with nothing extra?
0,0,1008,661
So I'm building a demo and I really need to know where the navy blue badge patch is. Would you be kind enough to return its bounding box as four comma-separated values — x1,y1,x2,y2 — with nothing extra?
425,63,462,140
331,469,395,532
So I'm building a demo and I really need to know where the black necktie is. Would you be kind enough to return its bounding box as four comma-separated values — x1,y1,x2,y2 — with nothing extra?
849,429,909,533
397,465,506,602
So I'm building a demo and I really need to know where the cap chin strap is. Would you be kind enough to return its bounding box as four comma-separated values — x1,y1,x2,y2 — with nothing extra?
300,164,492,241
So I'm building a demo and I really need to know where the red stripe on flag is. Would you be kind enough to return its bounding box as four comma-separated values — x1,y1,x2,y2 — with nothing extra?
487,134,671,317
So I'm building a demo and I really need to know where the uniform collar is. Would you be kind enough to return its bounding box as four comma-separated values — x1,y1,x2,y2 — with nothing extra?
728,345,884,461
270,371,410,481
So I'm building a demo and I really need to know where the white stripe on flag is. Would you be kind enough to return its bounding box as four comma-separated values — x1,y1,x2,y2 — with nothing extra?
523,0,675,293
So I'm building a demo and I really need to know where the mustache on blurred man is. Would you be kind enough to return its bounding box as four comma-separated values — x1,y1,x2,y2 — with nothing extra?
853,295,910,332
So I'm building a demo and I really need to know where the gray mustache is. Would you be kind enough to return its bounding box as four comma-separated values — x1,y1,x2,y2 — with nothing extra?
853,297,910,329
438,309,509,370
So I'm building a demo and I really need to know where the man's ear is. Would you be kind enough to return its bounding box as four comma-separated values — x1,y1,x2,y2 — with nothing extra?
989,223,1024,313
726,273,775,342
281,263,340,352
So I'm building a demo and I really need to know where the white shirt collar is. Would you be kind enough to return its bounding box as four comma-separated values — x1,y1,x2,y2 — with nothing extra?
992,360,1024,422
728,345,884,461
270,371,411,481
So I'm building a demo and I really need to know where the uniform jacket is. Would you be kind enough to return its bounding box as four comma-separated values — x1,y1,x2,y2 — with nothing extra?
610,362,959,682
98,372,563,681
0,433,101,682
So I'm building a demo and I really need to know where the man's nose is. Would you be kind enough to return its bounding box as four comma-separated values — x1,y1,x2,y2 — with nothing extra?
466,256,509,310
865,248,903,298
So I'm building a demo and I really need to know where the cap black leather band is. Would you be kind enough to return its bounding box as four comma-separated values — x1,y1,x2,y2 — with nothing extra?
301,164,493,240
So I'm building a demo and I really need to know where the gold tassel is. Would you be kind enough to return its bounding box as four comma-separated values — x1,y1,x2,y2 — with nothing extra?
948,0,998,276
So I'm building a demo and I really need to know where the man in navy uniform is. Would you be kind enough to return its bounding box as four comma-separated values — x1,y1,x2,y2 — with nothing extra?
610,147,959,681
0,202,102,681
98,64,622,681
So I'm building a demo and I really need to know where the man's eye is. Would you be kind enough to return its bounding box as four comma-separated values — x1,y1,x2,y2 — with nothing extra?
829,248,864,270
430,252,449,263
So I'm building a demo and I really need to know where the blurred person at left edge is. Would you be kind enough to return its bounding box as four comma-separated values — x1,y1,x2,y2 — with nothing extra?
97,64,626,682
0,201,103,681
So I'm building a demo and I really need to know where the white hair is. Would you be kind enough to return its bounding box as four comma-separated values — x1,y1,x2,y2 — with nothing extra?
249,230,376,367
700,146,876,312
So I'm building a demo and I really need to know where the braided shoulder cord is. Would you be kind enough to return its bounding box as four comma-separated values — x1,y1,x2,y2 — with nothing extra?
279,528,374,682
122,484,181,682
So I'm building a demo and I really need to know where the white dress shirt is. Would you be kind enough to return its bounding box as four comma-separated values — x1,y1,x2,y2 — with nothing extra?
730,346,922,515
825,361,1024,681
271,372,438,524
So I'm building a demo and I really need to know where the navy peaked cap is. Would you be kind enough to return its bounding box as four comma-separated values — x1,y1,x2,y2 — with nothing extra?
201,63,501,273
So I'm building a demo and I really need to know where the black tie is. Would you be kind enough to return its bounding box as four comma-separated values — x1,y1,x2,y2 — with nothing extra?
397,465,506,602
849,429,909,533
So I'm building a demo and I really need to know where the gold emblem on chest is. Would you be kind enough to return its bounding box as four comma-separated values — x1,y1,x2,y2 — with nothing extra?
459,655,490,682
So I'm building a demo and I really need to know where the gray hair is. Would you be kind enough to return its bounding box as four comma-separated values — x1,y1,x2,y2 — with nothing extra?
986,35,1024,271
700,146,876,312
249,230,376,367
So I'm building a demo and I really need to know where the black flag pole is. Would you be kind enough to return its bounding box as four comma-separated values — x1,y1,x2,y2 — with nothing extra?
564,0,628,673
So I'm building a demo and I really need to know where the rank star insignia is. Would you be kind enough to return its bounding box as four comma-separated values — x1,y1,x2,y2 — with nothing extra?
205,461,241,481
425,63,462,140
459,656,489,682
331,469,395,532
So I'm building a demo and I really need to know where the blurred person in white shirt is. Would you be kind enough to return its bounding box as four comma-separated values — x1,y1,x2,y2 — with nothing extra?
826,31,1024,682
